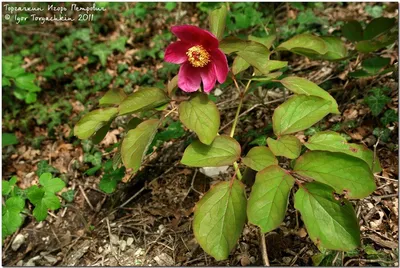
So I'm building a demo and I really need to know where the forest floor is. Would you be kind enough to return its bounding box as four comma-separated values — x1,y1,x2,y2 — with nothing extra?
2,2,399,266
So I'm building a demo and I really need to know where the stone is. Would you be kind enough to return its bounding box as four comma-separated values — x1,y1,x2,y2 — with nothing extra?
12,234,25,251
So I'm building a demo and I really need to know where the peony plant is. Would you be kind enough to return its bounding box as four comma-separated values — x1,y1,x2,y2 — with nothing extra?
74,4,382,261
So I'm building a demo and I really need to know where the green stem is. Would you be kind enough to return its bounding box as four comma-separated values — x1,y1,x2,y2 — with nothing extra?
229,77,252,180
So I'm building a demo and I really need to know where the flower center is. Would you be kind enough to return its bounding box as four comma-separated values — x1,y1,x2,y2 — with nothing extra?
186,45,210,68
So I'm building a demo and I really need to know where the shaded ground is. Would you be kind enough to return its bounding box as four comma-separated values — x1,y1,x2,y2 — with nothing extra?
2,2,399,266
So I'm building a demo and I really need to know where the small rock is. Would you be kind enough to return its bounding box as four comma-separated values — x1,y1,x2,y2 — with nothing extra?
36,222,44,229
154,253,174,266
158,225,165,233
25,256,41,266
110,234,119,245
134,248,144,257
249,256,256,264
12,234,25,251
43,254,57,265
199,166,229,178
17,260,24,266
282,256,292,265
119,240,127,251
98,246,103,253
126,237,134,246
214,88,223,96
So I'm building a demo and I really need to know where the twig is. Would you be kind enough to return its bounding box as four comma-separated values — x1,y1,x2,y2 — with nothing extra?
374,174,398,182
79,185,94,211
372,137,380,173
344,258,397,266
259,230,270,266
332,251,340,266
106,217,121,265
183,169,201,200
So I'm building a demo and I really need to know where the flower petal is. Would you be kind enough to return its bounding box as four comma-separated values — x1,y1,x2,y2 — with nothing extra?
178,62,201,92
210,49,229,83
200,64,217,93
171,25,218,50
164,41,191,64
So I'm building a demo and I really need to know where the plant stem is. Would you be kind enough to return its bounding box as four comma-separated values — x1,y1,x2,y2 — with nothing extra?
229,76,253,180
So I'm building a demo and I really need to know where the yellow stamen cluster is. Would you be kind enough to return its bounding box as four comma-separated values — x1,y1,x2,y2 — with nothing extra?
186,45,210,68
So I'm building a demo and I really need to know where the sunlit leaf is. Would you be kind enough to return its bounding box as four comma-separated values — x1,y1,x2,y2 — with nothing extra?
179,93,220,145
119,87,169,116
273,95,332,136
74,108,118,139
280,76,339,114
267,135,301,159
276,34,328,57
242,146,278,171
305,131,382,172
181,136,241,167
209,4,227,40
193,180,247,260
294,182,360,251
121,119,159,172
248,165,294,233
294,151,376,199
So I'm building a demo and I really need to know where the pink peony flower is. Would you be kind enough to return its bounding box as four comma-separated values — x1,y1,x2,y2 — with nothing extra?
164,25,229,93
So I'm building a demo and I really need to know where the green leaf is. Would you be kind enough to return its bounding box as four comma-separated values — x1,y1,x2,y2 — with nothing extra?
181,136,241,167
272,95,332,136
109,36,128,52
361,57,391,75
2,76,11,87
119,87,169,116
39,173,65,194
121,119,159,172
209,4,227,40
92,44,112,66
91,122,111,144
61,190,75,203
2,180,12,196
364,88,391,116
243,72,282,82
27,185,61,221
193,180,247,260
348,69,372,78
15,73,41,92
294,151,376,199
74,107,118,139
2,133,18,147
247,165,294,233
294,182,360,251
219,37,281,74
305,131,382,172
373,127,391,142
179,93,220,145
232,56,250,75
2,196,25,239
99,166,125,194
267,135,301,159
276,34,328,57
165,2,176,11
280,76,339,114
242,146,278,171
363,17,396,40
36,160,60,177
320,37,348,60
248,34,276,49
99,88,127,106
25,92,37,104
341,21,364,42
381,109,398,125
355,34,397,53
